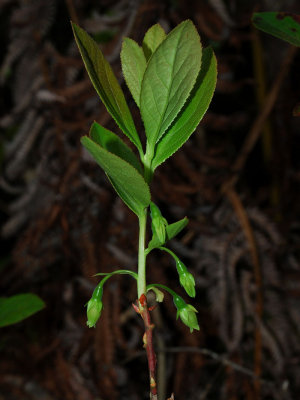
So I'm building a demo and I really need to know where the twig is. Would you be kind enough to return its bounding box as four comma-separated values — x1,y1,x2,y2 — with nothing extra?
225,189,263,395
222,45,297,192
160,347,273,387
64,0,79,25
123,346,276,387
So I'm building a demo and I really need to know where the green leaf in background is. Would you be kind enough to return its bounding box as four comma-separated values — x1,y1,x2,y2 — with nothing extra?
121,38,147,107
90,122,143,174
0,293,45,327
142,23,166,60
140,20,202,149
81,136,150,216
152,47,217,170
252,12,300,47
71,23,143,153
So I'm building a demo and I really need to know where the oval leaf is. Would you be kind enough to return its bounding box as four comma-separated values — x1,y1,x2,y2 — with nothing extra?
81,136,150,216
0,293,45,327
121,38,147,107
252,12,300,47
140,20,202,149
90,121,143,174
71,22,143,153
142,23,166,60
152,47,217,170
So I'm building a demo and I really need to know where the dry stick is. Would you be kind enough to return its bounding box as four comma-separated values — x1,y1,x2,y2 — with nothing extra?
161,347,275,388
225,188,263,396
222,45,297,192
221,45,298,397
64,0,79,25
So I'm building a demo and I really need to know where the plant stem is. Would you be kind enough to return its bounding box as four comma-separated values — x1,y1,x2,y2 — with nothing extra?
140,298,158,400
137,210,147,299
137,209,158,399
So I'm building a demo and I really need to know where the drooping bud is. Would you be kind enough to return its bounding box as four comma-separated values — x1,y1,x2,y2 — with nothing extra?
173,294,199,333
86,284,103,328
150,202,167,245
175,259,196,298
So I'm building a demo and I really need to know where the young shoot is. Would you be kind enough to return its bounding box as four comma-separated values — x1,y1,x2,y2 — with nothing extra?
72,19,217,399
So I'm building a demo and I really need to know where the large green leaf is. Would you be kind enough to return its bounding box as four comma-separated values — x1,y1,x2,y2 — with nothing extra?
152,47,217,170
121,38,147,107
252,12,300,47
0,293,45,327
71,23,143,153
140,20,202,149
90,122,143,174
81,136,150,216
142,23,166,60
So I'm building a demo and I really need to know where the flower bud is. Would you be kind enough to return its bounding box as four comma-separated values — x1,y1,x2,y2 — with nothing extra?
176,259,196,298
150,202,167,244
86,285,103,328
173,295,199,333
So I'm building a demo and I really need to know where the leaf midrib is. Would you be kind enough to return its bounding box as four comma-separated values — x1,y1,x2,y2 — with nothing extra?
148,26,185,146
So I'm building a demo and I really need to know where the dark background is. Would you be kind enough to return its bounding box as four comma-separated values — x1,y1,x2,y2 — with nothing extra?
0,0,300,399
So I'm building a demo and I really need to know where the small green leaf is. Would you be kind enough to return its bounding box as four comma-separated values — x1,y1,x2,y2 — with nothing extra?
152,47,217,170
140,20,202,149
121,38,147,107
71,22,143,153
0,293,45,327
166,217,189,241
252,12,300,47
90,122,143,174
147,217,188,253
81,136,150,216
142,23,166,60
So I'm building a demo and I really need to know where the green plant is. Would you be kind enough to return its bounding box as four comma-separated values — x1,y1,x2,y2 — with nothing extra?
252,12,300,117
0,293,45,327
72,20,217,399
252,12,300,47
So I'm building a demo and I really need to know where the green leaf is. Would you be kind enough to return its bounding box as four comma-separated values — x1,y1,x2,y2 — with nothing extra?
0,293,45,327
140,20,202,149
90,121,143,174
152,47,217,170
71,22,143,153
142,23,166,60
121,38,147,107
81,136,150,216
252,12,300,47
147,217,188,253
166,217,189,241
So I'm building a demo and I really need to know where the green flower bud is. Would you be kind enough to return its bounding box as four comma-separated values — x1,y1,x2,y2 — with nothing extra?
150,202,167,244
176,259,196,298
86,284,103,328
173,295,199,333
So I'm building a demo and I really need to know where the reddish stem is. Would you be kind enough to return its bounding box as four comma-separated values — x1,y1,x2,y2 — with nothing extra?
137,294,158,400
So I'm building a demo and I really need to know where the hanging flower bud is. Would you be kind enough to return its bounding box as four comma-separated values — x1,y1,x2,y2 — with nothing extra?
173,294,199,333
175,259,196,298
86,284,103,328
150,202,168,244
